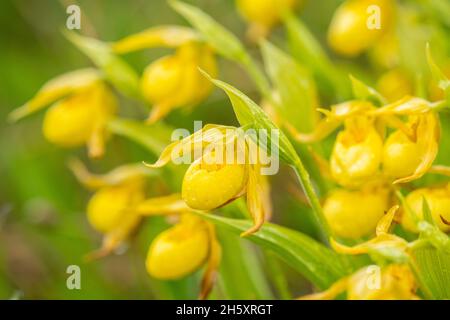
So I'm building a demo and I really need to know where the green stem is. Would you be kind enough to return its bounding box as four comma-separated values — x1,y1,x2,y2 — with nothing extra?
292,156,331,244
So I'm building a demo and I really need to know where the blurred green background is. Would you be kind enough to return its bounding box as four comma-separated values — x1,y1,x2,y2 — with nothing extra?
0,0,448,300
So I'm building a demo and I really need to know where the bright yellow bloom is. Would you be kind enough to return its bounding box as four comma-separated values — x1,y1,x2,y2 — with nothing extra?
328,0,394,57
87,179,145,234
236,0,298,41
146,214,210,279
146,125,272,236
301,264,418,300
9,69,116,158
402,186,450,233
141,43,216,123
378,110,440,184
182,151,248,211
376,69,413,103
330,117,383,187
113,26,217,123
323,187,389,239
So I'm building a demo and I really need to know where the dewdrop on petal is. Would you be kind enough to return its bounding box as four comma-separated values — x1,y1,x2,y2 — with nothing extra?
323,188,389,239
236,0,298,41
87,179,146,233
402,187,450,233
140,43,217,123
330,117,383,187
327,0,394,57
146,214,210,279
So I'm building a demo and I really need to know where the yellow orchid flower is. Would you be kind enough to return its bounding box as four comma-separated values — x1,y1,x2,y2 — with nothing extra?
134,197,221,300
376,69,413,103
328,0,394,57
323,187,389,239
236,0,299,41
300,264,418,300
146,124,272,236
330,116,384,187
402,186,450,233
8,69,117,158
113,26,217,123
69,159,152,259
382,113,440,183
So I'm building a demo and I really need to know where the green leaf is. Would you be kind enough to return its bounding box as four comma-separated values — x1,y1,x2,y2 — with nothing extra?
411,245,450,299
202,72,298,166
261,41,318,132
107,118,173,155
426,43,450,106
170,0,270,97
199,214,358,290
284,14,349,100
65,31,141,99
350,75,386,106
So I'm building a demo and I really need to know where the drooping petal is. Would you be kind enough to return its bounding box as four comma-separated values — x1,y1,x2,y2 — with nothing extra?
9,68,102,122
371,96,441,116
199,222,221,300
144,124,233,168
113,26,199,53
135,194,191,216
68,158,153,190
393,113,440,184
241,163,271,236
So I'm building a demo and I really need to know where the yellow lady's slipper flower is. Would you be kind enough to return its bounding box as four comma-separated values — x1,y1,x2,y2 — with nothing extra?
402,186,450,233
146,214,210,279
236,0,298,41
382,113,440,183
330,117,383,187
323,187,389,239
9,69,116,158
376,69,413,103
146,125,272,236
328,0,394,57
113,26,217,123
300,264,418,300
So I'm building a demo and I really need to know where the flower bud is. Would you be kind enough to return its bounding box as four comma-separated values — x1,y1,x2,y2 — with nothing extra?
87,179,146,233
146,215,210,279
141,43,217,123
328,0,394,56
376,69,413,103
182,151,248,211
402,187,450,233
236,0,298,41
330,118,383,187
323,188,389,239
42,83,117,156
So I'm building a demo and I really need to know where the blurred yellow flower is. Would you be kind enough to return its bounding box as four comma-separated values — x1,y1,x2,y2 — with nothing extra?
328,0,394,57
236,0,298,41
9,69,116,158
376,69,413,103
323,187,389,239
402,186,450,233
113,26,217,123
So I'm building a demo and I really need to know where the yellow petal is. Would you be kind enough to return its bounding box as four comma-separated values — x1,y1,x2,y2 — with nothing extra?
242,164,271,236
371,96,440,116
199,222,221,300
135,194,191,216
113,26,199,53
68,158,152,190
144,124,232,168
393,113,440,184
9,68,102,122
